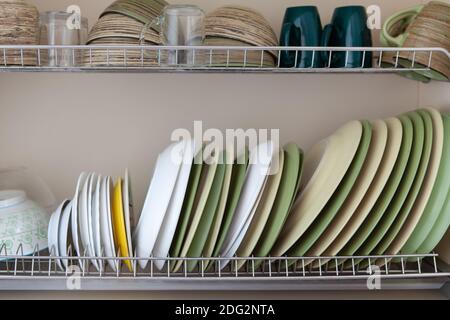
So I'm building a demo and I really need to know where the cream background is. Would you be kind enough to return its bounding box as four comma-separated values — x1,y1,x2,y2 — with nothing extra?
0,0,449,299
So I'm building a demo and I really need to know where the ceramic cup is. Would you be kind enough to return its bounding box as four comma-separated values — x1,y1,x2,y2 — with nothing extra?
321,5,373,68
0,190,49,257
381,1,450,81
279,6,323,68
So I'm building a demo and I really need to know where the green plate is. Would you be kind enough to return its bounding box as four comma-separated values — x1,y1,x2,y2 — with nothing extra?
253,143,303,259
417,113,450,254
287,121,372,258
186,152,227,271
169,148,203,259
402,110,447,254
368,110,431,262
212,148,249,258
338,115,413,264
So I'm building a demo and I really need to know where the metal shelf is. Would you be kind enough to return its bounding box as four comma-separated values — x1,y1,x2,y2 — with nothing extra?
0,45,448,74
1,250,449,291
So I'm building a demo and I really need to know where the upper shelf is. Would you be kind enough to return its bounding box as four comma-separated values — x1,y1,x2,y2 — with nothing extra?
0,45,449,75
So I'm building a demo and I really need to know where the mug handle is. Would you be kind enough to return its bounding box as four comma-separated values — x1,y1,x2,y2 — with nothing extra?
139,16,162,45
321,24,333,65
280,22,301,66
381,5,424,47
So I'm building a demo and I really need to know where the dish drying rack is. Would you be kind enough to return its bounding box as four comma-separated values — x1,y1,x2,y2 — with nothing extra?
1,244,449,291
0,45,448,74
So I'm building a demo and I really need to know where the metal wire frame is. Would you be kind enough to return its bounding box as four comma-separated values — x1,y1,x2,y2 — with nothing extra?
0,45,448,74
0,243,448,280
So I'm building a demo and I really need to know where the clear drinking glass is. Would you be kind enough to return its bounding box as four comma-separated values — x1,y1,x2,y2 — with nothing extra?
141,5,205,66
39,11,88,67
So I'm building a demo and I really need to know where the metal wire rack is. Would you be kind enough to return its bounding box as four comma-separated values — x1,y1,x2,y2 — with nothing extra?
0,243,449,291
0,45,448,74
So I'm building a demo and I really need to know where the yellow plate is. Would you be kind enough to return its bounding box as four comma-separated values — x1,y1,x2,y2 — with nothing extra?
112,178,132,271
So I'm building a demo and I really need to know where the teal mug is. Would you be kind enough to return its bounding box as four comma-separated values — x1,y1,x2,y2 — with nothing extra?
280,6,323,68
321,6,373,68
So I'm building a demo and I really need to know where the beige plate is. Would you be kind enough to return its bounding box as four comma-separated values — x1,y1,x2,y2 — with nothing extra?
309,120,388,266
326,118,403,265
271,120,363,256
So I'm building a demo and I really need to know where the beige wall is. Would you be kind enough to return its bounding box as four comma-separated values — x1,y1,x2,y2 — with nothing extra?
0,0,449,298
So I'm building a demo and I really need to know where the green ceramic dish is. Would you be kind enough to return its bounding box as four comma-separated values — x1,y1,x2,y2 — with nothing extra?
368,110,431,262
186,153,227,271
338,115,413,264
253,143,303,259
287,121,372,258
169,149,203,259
212,148,249,258
401,110,447,254
417,113,450,254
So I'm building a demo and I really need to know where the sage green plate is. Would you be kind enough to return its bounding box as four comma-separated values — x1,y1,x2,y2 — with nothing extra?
169,147,203,260
417,113,450,254
185,152,227,272
212,148,249,258
339,115,413,265
253,143,303,259
287,121,372,259
401,109,446,255
368,110,431,264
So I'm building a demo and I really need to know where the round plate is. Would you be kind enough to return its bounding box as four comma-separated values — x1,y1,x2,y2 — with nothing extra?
100,176,117,271
327,118,402,266
253,143,303,260
185,152,228,272
272,120,363,256
172,145,220,272
112,178,132,271
370,110,431,262
220,141,274,258
48,200,69,270
58,200,73,270
339,115,412,266
417,113,450,254
71,172,87,261
153,140,196,270
392,108,443,255
316,120,389,265
134,141,185,269
202,147,234,265
289,121,373,259
212,147,249,258
92,174,102,260
122,170,134,260
236,149,285,268
169,146,204,261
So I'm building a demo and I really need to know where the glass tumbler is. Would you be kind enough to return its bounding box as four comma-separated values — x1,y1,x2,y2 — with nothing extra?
39,11,88,67
141,5,205,66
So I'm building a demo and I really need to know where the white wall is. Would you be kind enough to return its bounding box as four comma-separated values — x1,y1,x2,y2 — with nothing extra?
0,0,449,298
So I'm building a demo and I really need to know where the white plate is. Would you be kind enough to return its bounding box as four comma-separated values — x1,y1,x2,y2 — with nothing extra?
48,200,69,270
100,176,117,271
272,121,363,256
71,172,87,261
122,169,133,260
134,140,186,269
220,141,274,258
58,200,73,270
153,139,196,270
92,174,102,262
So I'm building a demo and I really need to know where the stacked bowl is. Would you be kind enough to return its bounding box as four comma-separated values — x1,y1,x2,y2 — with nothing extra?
83,0,168,66
204,5,278,67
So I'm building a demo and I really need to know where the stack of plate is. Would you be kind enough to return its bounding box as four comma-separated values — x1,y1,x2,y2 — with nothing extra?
83,0,168,67
0,0,39,66
48,170,134,272
204,5,278,67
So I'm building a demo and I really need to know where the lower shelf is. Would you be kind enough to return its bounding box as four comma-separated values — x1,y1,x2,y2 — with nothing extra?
1,253,449,291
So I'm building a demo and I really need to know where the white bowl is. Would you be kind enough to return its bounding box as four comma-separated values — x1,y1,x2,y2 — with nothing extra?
0,190,50,256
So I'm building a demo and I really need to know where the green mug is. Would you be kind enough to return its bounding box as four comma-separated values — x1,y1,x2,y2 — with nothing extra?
381,4,448,82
